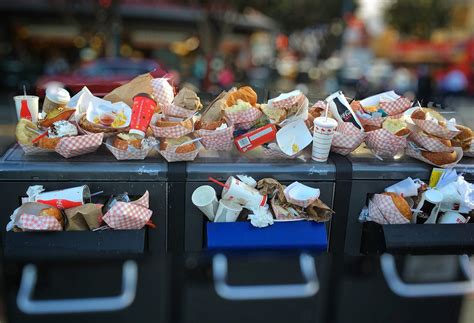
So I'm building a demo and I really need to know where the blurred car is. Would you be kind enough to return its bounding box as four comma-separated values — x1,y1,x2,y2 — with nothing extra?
36,58,167,97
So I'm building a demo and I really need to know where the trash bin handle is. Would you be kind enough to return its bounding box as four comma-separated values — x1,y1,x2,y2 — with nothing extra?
212,253,319,300
381,254,474,298
17,260,138,314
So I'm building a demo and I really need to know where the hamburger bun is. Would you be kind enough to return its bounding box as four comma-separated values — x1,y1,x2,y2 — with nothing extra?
195,119,225,131
411,109,426,120
382,192,412,220
16,119,40,145
382,118,410,136
260,104,287,123
39,207,64,227
421,150,458,166
160,135,196,153
156,116,193,130
226,86,257,107
113,133,142,150
454,125,473,143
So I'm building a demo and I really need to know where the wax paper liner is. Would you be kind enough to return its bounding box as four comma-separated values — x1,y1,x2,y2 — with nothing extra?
195,121,234,151
409,131,454,153
104,137,155,160
365,128,407,157
406,145,463,168
150,113,193,138
19,214,63,231
225,107,262,126
151,77,174,107
272,93,305,109
162,102,197,118
412,119,459,139
18,143,53,155
367,194,410,225
75,113,126,138
102,191,152,230
157,142,201,162
270,196,305,220
331,122,366,155
380,97,411,116
55,133,104,158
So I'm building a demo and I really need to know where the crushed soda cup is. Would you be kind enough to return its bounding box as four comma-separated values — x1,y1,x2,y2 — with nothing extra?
221,176,267,208
34,185,91,210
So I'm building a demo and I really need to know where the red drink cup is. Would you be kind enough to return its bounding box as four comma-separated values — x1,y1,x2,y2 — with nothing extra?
130,93,157,137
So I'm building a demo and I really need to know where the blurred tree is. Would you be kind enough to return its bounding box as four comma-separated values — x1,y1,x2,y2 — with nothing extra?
385,0,452,39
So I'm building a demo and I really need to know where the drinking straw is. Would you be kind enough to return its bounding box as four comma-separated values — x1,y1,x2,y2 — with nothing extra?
90,191,104,197
31,131,48,144
208,176,229,189
23,85,27,96
324,102,329,121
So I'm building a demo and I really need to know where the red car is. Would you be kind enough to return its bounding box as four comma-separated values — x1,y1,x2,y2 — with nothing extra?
36,58,167,97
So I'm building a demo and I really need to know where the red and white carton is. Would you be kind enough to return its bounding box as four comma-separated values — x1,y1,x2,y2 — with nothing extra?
222,176,267,208
19,214,63,231
35,185,91,210
367,194,410,225
234,124,277,153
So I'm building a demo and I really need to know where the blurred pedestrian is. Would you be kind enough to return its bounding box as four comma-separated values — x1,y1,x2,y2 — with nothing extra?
416,65,433,106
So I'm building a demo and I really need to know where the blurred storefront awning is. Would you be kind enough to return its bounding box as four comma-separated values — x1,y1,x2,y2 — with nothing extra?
24,24,80,43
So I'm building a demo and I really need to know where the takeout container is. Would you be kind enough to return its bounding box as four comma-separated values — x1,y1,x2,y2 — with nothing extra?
405,145,463,168
331,122,366,155
157,140,201,162
367,193,410,225
102,191,153,230
224,106,262,130
412,119,460,139
365,128,407,157
104,137,156,160
195,119,234,151
162,102,197,118
276,119,312,156
150,113,194,138
409,131,455,153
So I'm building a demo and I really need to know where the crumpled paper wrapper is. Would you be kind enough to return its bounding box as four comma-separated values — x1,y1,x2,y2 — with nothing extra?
104,137,156,160
7,202,52,231
194,120,234,151
257,178,286,202
103,73,153,108
65,203,102,231
278,96,309,127
270,195,305,220
162,103,196,119
224,106,262,130
102,191,153,230
367,194,410,224
365,128,407,157
412,119,460,139
150,114,193,139
406,144,463,168
19,214,63,231
331,122,366,155
306,199,334,222
409,131,454,153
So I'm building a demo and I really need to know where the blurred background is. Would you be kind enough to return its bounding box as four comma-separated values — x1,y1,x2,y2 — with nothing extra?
0,0,473,135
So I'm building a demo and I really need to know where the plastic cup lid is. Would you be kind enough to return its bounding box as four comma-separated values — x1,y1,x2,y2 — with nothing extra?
424,189,443,203
46,87,71,104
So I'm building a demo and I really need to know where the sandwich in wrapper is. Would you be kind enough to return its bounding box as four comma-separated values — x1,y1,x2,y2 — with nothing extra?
224,86,262,130
364,118,409,157
163,87,202,118
105,133,157,160
158,136,201,162
331,122,366,156
452,125,474,157
410,108,460,139
150,114,194,139
265,90,309,126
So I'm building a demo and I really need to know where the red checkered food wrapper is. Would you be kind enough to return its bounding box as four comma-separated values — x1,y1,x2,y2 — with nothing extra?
365,128,407,157
331,122,366,155
367,194,410,225
151,78,174,107
19,214,63,231
158,141,201,162
103,191,153,230
406,144,463,168
162,103,196,119
380,97,411,116
412,119,459,139
224,106,262,129
195,121,234,151
18,143,53,155
150,113,193,139
104,137,156,160
55,133,104,158
359,115,385,128
270,90,305,110
409,131,454,153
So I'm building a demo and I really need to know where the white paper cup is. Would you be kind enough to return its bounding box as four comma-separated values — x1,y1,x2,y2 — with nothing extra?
214,199,243,223
222,176,267,208
438,211,468,224
385,177,419,197
312,117,338,162
191,185,218,221
35,185,91,210
14,95,39,123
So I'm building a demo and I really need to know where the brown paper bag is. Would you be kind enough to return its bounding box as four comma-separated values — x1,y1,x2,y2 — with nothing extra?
306,199,335,222
103,73,153,107
65,203,102,231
